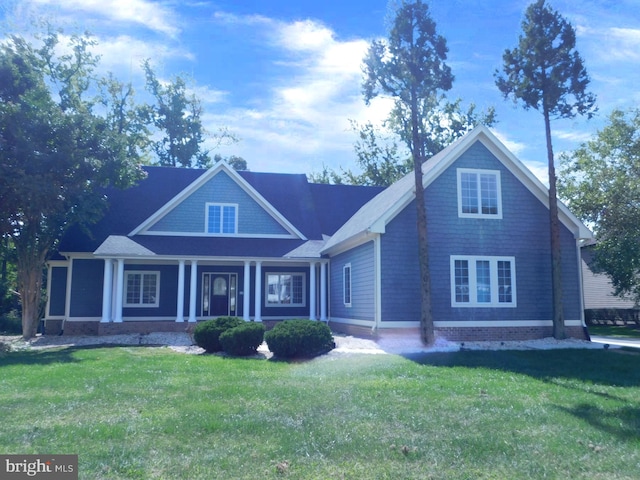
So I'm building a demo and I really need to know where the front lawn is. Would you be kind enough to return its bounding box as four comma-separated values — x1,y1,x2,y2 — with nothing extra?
1,346,639,479
588,324,640,339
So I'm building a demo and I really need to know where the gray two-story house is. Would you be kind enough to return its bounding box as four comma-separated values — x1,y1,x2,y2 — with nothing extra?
45,126,592,341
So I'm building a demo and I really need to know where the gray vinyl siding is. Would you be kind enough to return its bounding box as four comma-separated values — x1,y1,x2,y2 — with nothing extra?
381,141,582,323
121,264,179,318
48,266,68,316
148,170,290,235
69,259,104,317
330,241,375,321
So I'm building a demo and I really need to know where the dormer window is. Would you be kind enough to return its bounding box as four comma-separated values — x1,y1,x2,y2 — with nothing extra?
457,169,502,219
206,203,237,234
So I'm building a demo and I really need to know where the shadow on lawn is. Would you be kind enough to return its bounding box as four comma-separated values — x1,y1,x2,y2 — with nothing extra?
408,349,640,388
0,344,133,367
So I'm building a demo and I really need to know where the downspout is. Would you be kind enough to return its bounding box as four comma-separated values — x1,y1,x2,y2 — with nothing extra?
577,238,591,341
373,234,382,333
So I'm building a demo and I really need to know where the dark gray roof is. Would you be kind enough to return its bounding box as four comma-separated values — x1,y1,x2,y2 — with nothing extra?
58,165,382,259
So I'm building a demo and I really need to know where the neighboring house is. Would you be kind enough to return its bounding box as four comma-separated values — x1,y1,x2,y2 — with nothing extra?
45,125,592,340
581,243,637,324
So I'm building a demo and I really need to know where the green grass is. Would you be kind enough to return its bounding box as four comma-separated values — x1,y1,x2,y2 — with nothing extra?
1,346,639,479
588,324,640,339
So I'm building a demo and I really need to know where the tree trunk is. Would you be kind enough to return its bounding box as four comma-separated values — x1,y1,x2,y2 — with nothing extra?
15,225,48,340
544,109,565,339
411,94,435,346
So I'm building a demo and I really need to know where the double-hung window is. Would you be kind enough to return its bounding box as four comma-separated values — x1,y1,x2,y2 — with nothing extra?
124,271,160,307
457,169,502,218
206,203,237,234
450,256,516,307
266,273,305,306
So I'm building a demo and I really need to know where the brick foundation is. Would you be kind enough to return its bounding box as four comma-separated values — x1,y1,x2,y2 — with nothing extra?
46,319,589,342
329,322,589,342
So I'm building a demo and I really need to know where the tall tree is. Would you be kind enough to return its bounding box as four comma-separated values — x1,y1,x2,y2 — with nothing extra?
495,0,596,339
363,0,454,345
143,60,211,168
0,29,146,338
559,109,640,301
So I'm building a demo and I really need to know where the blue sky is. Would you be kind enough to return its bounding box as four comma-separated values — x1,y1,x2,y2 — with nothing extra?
2,0,639,184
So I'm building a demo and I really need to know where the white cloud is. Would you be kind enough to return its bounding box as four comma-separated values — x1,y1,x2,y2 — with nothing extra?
554,129,592,143
30,0,180,37
91,35,193,76
491,128,527,156
203,13,380,172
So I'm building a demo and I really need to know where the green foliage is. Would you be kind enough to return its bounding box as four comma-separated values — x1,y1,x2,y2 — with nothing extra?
0,27,147,338
193,317,244,353
559,109,640,302
264,319,335,358
219,322,265,356
143,60,208,168
212,154,248,171
494,0,596,120
0,310,21,334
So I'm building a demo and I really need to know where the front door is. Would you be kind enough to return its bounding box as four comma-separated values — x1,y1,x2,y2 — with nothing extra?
202,273,237,317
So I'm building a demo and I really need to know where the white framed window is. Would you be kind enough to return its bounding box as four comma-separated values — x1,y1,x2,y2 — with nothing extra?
206,203,238,234
457,169,502,219
343,264,352,307
124,271,160,307
266,273,305,307
450,256,516,307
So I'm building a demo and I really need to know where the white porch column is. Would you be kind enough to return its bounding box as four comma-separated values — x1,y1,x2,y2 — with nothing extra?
243,261,251,321
254,261,262,322
309,262,317,320
101,259,113,323
188,260,198,322
320,261,327,321
114,259,124,323
176,260,185,322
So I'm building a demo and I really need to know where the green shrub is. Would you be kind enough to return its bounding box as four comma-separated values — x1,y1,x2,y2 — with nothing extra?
264,319,335,359
193,316,244,353
0,311,21,335
219,322,265,356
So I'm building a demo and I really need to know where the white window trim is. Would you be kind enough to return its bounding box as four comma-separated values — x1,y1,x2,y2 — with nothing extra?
265,272,306,308
457,168,503,219
205,202,238,235
343,263,352,307
124,271,160,308
450,256,516,308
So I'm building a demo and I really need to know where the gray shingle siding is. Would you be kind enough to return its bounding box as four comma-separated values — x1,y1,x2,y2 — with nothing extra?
48,266,67,316
149,170,289,235
330,241,375,321
381,141,582,323
69,259,104,317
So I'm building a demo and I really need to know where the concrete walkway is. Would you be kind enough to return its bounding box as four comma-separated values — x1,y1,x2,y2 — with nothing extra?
589,335,640,350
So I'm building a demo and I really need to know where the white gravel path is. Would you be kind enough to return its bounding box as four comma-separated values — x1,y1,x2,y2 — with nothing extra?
1,331,608,357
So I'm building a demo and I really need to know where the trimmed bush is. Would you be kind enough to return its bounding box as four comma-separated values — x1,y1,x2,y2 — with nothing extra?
220,322,265,356
193,316,244,353
264,319,335,359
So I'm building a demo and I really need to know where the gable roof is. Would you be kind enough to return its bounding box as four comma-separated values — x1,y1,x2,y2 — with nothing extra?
57,163,383,258
130,162,307,239
322,125,592,255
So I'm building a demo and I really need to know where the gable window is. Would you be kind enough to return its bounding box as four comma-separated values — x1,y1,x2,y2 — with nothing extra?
457,169,502,218
266,273,305,307
125,271,160,307
343,264,352,307
450,256,516,307
206,203,237,234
